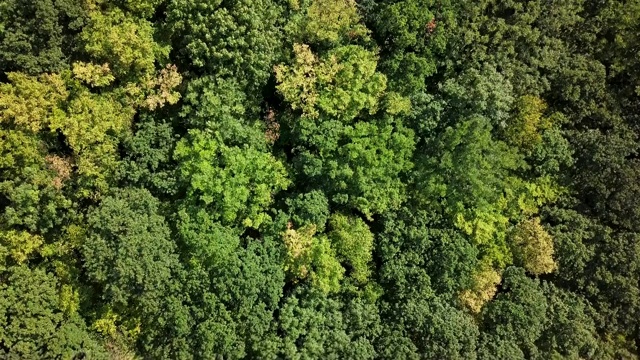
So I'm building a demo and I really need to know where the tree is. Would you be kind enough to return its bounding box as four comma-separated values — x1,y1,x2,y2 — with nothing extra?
510,217,556,276
375,207,480,358
328,213,374,284
276,43,414,216
536,283,599,359
81,8,166,78
0,0,86,74
180,76,261,141
82,188,180,327
362,0,453,95
477,268,603,359
170,210,290,359
277,287,377,359
0,266,108,359
117,113,179,197
0,128,71,233
282,223,344,293
0,60,180,197
115,0,164,18
479,267,547,358
377,207,478,301
459,263,501,314
285,190,330,231
165,0,284,94
547,205,640,351
174,129,289,228
275,44,387,121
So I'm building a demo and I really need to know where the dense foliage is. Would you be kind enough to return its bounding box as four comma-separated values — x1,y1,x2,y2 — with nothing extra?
1,0,639,358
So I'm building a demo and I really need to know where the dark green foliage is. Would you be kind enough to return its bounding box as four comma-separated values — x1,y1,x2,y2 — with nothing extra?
377,208,477,299
117,114,178,196
277,287,378,359
83,188,179,313
364,0,452,95
479,267,603,359
477,338,524,360
166,0,284,93
0,0,86,74
537,283,599,359
547,205,640,345
142,209,289,359
0,266,108,359
376,208,480,357
286,190,330,231
288,115,415,217
480,267,548,358
408,298,479,359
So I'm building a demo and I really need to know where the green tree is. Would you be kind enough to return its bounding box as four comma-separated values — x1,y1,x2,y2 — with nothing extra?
275,44,387,121
117,113,179,197
477,268,603,359
363,0,453,95
479,267,547,358
174,129,289,228
0,0,86,74
376,208,480,358
377,208,478,301
141,211,288,359
0,128,71,233
536,283,599,359
0,266,108,359
180,76,260,139
547,205,640,352
82,188,180,332
328,213,374,284
278,287,377,359
165,0,284,94
282,223,344,293
81,8,167,79
285,190,330,231
276,43,414,216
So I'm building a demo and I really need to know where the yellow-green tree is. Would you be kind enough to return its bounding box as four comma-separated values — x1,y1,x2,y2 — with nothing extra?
510,217,556,276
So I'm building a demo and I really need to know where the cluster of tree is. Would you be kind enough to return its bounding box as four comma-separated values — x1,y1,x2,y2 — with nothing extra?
1,0,639,358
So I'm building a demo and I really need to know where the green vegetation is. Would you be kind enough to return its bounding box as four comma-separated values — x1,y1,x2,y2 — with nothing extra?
1,0,639,358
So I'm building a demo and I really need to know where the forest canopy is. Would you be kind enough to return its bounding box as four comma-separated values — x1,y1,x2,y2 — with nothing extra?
1,0,640,358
